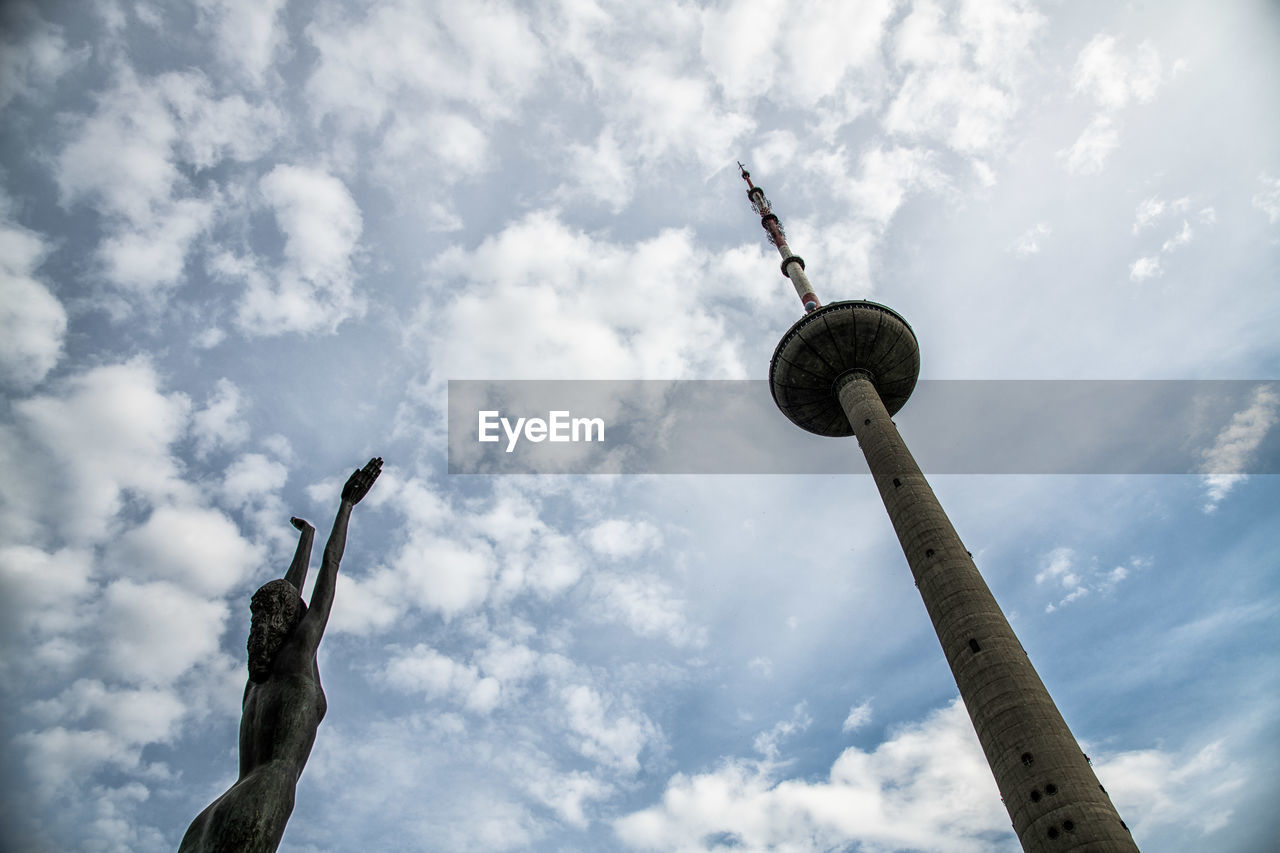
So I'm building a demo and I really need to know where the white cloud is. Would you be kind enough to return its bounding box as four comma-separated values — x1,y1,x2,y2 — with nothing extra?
397,534,498,617
384,644,502,715
747,656,773,677
886,65,1014,156
590,572,706,647
1161,220,1192,252
6,359,193,544
1013,221,1050,256
0,214,66,387
96,196,216,292
18,726,143,798
261,163,361,284
195,0,288,85
230,164,365,335
0,545,93,638
107,505,264,597
749,129,798,175
561,129,634,212
604,56,755,168
584,518,662,560
842,699,873,733
1059,114,1119,174
1035,546,1085,611
1097,740,1243,838
381,111,491,178
828,145,947,228
894,1,963,69
617,694,1248,853
563,684,658,774
547,4,756,171
1129,196,1204,278
54,67,181,223
0,7,85,110
83,781,168,853
1060,36,1162,178
100,579,228,684
774,0,894,109
1036,547,1145,612
30,678,186,747
1253,173,1280,224
190,378,250,456
327,505,498,632
158,72,283,168
1200,384,1279,511
1072,35,1163,110
220,452,287,507
1133,196,1199,244
417,214,747,384
329,474,604,631
698,0,785,102
521,763,613,829
1129,255,1161,282
699,0,893,118
885,0,1044,157
55,67,280,295
1132,197,1166,233
614,699,1010,853
475,638,541,686
306,1,544,131
752,702,811,761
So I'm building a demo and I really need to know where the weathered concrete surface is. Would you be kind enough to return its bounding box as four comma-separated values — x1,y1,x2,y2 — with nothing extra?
834,374,1138,852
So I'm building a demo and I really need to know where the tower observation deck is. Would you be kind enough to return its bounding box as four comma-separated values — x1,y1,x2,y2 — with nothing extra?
742,163,1140,852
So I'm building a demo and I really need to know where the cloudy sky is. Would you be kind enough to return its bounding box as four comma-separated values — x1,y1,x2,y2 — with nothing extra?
2,1,1278,851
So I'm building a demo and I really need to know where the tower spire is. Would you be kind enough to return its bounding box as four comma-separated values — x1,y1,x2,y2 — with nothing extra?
738,162,821,314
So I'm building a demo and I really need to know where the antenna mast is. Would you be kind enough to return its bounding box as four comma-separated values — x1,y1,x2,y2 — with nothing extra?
738,162,820,314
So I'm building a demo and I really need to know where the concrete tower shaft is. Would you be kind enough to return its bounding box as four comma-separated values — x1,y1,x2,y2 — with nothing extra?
834,373,1139,852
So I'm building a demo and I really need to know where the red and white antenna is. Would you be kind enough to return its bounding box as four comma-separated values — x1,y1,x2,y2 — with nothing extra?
739,161,820,314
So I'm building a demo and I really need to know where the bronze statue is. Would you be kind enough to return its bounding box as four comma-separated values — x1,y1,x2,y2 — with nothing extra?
179,458,382,853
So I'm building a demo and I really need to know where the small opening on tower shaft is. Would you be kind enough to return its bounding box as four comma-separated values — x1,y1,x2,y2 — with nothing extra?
926,548,935,557
1045,783,1058,795
1030,789,1041,803
1047,827,1059,839
863,418,870,425
968,638,981,653
1021,753,1034,766
893,478,902,488
1063,820,1075,833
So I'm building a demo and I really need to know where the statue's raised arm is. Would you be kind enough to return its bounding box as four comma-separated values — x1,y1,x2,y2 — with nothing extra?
283,517,315,593
295,457,382,650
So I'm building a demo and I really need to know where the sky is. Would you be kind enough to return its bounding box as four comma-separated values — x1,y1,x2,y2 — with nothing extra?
1,1,1278,851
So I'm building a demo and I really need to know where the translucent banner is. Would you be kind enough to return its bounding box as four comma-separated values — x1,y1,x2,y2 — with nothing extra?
446,380,1280,475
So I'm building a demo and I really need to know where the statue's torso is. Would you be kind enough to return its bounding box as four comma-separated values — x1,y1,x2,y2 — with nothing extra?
178,635,326,853
239,637,327,776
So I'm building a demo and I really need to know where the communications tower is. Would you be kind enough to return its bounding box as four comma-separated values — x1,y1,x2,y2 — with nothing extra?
740,163,1139,852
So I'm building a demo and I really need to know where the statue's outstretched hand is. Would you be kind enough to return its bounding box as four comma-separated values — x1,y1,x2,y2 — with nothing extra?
341,457,383,505
290,516,314,532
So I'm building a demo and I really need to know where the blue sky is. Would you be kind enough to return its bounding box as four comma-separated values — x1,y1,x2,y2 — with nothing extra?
1,1,1278,851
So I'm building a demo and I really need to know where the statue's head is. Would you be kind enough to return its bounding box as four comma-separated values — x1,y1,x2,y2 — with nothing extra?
247,579,307,682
